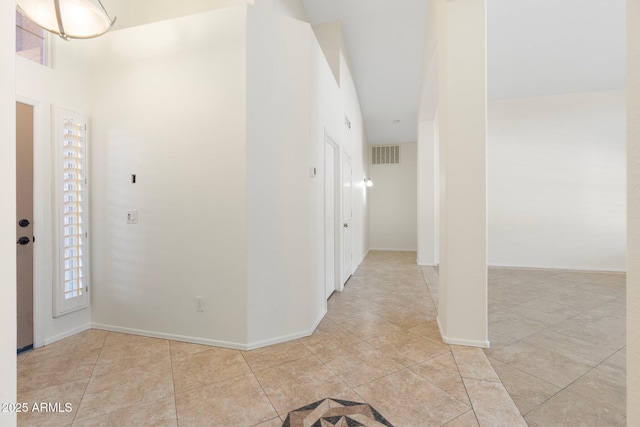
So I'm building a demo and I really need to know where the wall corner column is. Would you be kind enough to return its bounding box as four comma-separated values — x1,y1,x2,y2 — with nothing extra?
437,0,488,348
627,0,640,424
417,120,437,266
0,0,17,425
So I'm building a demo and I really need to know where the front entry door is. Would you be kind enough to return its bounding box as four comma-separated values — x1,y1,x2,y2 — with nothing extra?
342,153,353,284
16,102,34,352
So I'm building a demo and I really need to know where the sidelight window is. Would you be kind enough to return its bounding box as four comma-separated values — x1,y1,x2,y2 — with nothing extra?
54,107,89,316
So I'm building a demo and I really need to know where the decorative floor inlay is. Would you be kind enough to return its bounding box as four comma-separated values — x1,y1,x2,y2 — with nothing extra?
282,398,394,427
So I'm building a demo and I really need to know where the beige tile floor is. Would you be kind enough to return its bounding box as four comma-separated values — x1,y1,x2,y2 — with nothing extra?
483,268,626,427
17,251,525,427
425,265,627,426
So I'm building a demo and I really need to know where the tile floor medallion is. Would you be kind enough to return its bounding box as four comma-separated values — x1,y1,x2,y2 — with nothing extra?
282,398,393,427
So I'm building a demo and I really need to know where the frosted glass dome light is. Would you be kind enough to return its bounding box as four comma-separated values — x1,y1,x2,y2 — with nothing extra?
16,0,116,40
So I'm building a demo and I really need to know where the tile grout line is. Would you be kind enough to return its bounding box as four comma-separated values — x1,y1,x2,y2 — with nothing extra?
69,329,109,426
488,342,625,420
311,345,404,392
455,376,482,427
486,330,621,388
420,265,440,315
437,409,478,427
407,362,473,407
448,348,480,424
485,355,561,418
485,272,626,424
244,349,286,422
168,341,180,427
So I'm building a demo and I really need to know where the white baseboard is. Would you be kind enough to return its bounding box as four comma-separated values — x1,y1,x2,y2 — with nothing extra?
442,336,490,349
91,323,249,350
43,323,92,346
417,261,436,267
245,308,326,350
488,263,626,273
92,310,327,351
369,248,417,252
436,316,490,349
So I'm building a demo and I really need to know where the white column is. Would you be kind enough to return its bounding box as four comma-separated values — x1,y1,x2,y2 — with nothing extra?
627,0,640,424
417,120,437,266
437,0,488,347
0,1,17,425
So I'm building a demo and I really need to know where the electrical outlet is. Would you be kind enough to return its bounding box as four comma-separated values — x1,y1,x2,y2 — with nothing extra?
196,296,204,312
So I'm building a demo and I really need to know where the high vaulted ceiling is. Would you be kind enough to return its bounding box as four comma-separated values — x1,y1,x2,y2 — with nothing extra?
302,0,428,146
302,0,626,146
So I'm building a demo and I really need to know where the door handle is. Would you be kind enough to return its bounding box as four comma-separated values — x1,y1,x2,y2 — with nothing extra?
343,223,349,228
17,236,30,245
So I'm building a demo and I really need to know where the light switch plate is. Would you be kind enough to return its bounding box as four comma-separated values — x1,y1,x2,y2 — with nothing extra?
127,210,138,224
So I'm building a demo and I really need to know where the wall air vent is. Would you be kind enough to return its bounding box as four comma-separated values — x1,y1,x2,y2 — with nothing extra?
371,145,400,165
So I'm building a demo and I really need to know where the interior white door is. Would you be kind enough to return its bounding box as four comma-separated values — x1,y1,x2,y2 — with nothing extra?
342,152,353,284
325,141,336,299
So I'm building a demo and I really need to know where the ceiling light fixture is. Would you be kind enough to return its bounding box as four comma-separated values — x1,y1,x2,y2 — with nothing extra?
16,0,116,40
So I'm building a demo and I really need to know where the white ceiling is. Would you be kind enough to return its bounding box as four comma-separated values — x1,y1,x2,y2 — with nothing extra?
488,0,626,100
302,0,626,145
302,0,428,146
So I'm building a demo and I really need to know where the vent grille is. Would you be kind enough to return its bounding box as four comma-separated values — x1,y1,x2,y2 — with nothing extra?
371,145,400,165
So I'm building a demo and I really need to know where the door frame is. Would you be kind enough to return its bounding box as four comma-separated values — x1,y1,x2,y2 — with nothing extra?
339,149,353,290
16,95,46,349
324,132,340,299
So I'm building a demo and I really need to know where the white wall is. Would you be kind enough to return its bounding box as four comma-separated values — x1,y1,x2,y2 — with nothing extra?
627,1,640,423
273,0,308,21
244,4,369,345
118,0,247,26
246,7,318,344
309,30,344,329
1,2,16,425
15,38,93,345
305,13,371,301
311,22,342,84
488,91,626,271
419,0,488,347
417,121,437,265
88,4,369,349
417,50,440,266
369,142,418,251
339,53,370,268
103,0,307,29
89,7,250,347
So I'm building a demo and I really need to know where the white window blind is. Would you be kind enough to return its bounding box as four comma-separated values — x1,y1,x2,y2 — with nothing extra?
54,107,89,316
